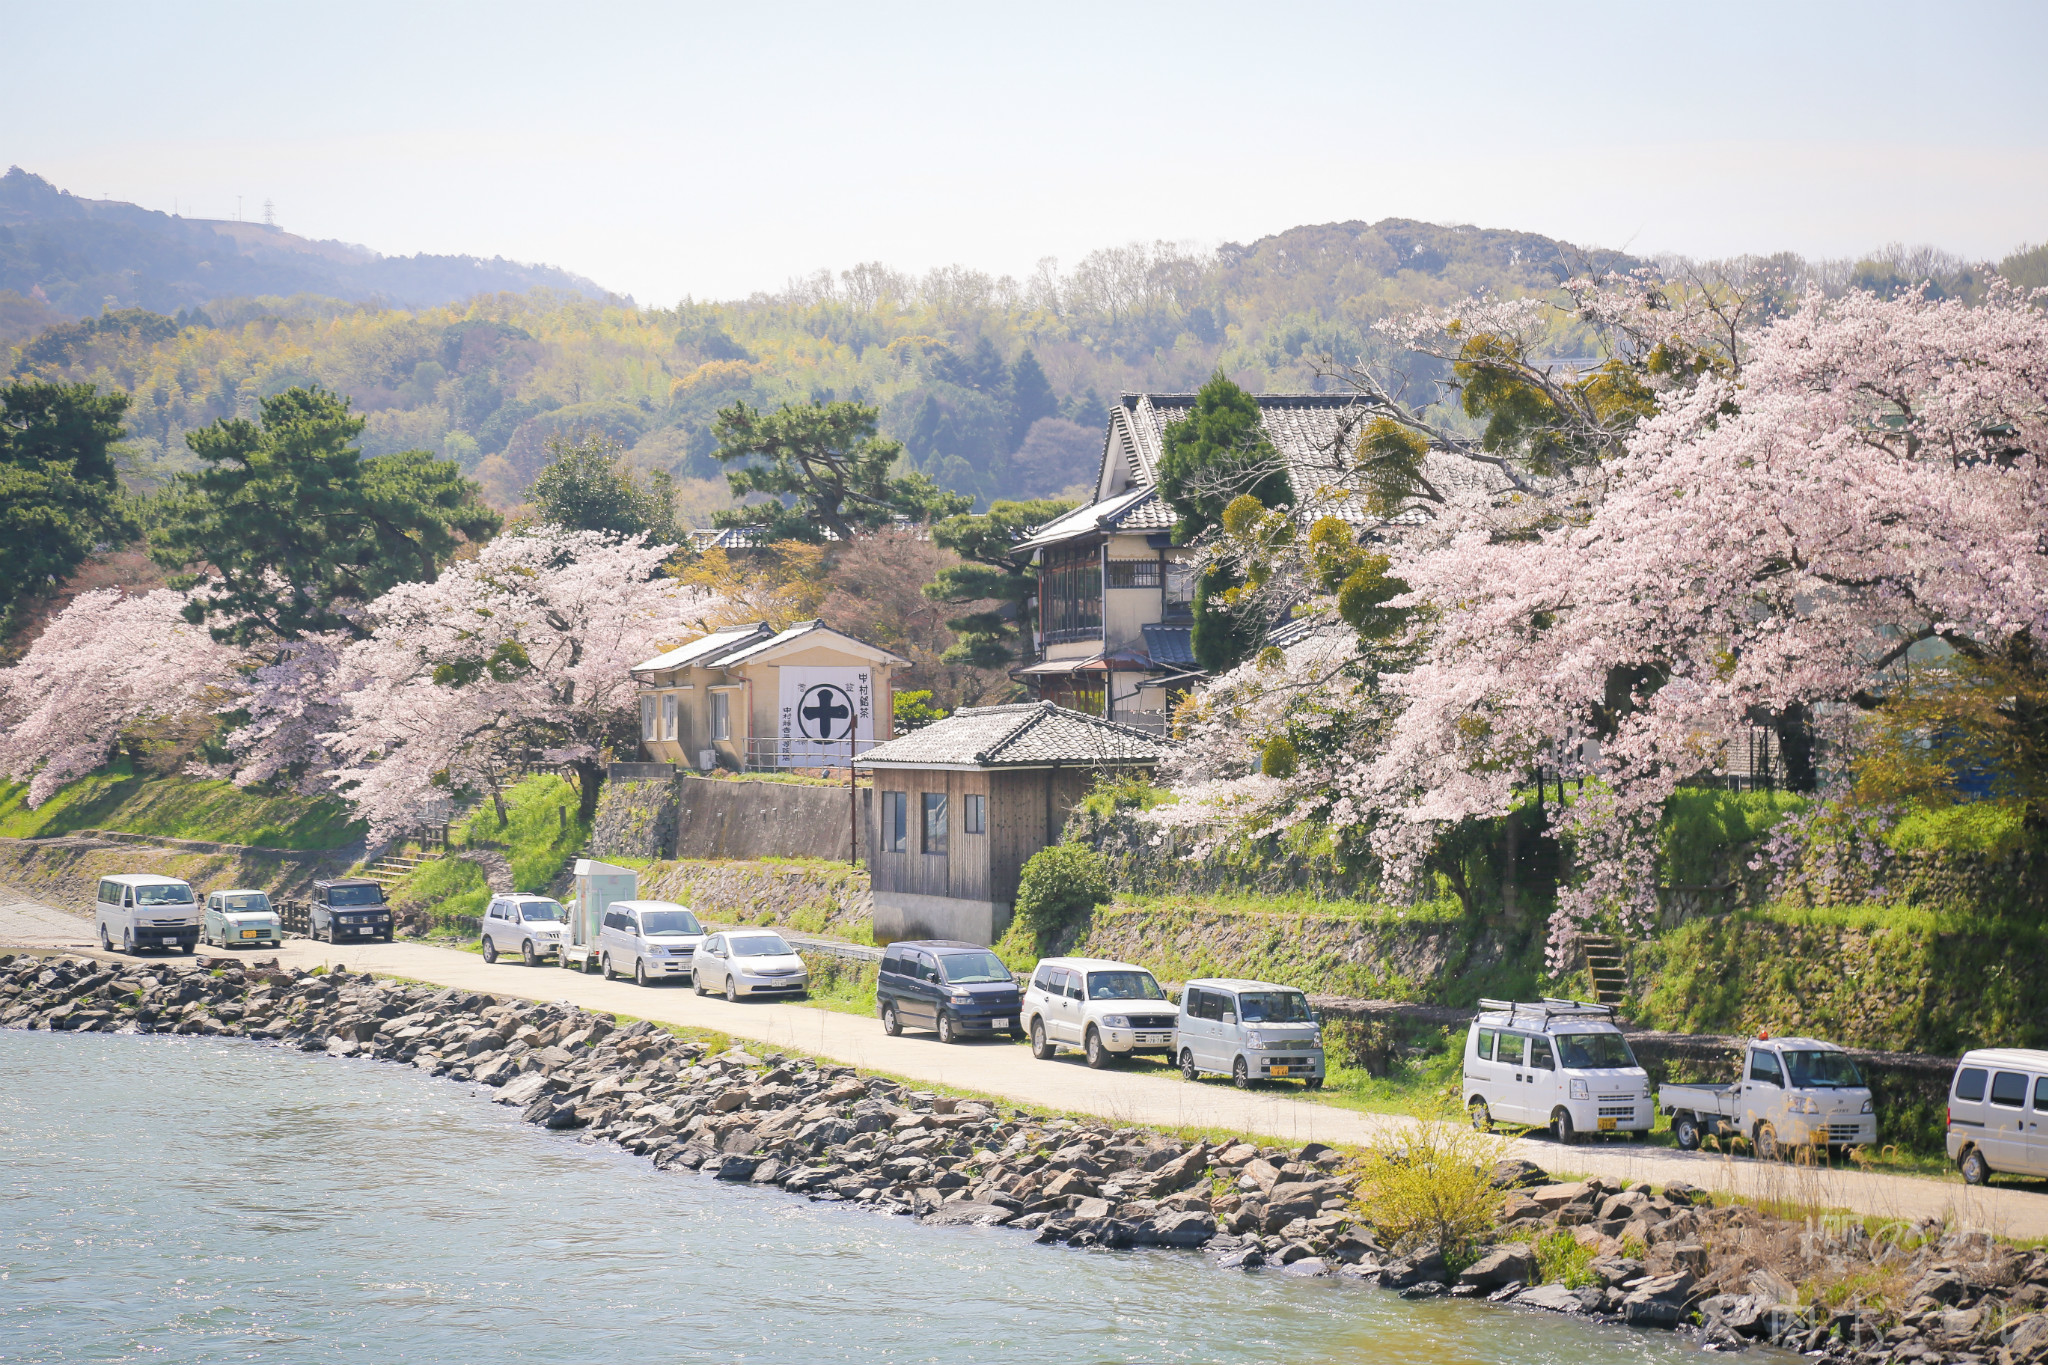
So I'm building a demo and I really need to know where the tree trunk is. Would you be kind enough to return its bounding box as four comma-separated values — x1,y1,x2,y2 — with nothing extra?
490,784,507,828
572,758,604,826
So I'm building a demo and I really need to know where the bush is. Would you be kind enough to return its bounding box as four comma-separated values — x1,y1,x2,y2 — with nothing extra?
1013,844,1111,938
1534,1227,1599,1288
1348,1102,1508,1268
892,690,947,732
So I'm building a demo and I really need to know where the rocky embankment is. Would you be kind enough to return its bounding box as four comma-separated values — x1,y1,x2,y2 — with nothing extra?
6,950,2047,1364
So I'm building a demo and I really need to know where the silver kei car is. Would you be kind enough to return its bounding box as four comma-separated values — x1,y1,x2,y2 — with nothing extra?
201,889,282,949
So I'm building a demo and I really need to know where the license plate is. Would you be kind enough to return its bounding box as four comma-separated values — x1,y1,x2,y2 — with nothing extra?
240,929,259,938
1270,1066,1291,1076
357,927,375,935
1597,1117,1617,1131
1002,1018,1014,1029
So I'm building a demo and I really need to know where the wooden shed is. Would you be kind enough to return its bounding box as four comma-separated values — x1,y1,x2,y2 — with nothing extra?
854,702,1174,946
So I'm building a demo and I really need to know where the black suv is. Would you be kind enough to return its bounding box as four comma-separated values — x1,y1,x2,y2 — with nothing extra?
877,940,1023,1044
311,878,394,944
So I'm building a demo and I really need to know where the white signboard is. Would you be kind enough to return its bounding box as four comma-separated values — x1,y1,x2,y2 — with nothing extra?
776,666,874,765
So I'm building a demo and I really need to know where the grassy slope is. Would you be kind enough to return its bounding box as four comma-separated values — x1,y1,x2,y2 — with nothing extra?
0,764,362,850
382,775,590,934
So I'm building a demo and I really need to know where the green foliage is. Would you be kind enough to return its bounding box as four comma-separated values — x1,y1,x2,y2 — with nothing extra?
460,774,588,891
1351,417,1433,518
1659,787,1807,886
1534,1228,1600,1289
892,689,947,731
527,433,676,540
0,763,361,848
1349,1098,1507,1263
710,398,971,544
925,497,1074,668
1012,843,1111,939
386,852,491,932
1156,372,1293,544
1307,515,1409,642
1075,774,1176,820
149,387,499,642
1260,735,1298,778
1884,800,2028,859
0,380,135,633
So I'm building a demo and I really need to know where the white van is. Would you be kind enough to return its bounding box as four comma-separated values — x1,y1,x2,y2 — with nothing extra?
1946,1048,2048,1184
1464,998,1652,1144
596,900,705,986
1022,956,1177,1069
1176,977,1326,1089
95,874,200,954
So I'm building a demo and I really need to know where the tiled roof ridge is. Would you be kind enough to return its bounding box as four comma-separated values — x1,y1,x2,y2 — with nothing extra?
978,700,1170,763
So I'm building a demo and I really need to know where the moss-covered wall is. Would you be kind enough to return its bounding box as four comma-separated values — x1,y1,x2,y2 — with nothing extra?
638,858,872,943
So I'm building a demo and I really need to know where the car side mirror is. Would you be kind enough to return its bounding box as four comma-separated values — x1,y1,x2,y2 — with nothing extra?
1221,1012,1236,1026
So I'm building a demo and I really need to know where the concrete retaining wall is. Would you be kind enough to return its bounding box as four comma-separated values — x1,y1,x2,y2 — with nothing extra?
591,774,860,863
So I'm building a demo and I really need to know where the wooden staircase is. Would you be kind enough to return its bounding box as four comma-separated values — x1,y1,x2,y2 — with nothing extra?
1580,932,1629,1006
363,850,431,889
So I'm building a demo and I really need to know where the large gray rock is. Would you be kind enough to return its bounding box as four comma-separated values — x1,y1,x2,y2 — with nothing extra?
2005,1313,2048,1365
1141,1211,1218,1248
1620,1271,1694,1328
497,1072,551,1108
1379,1246,1448,1290
922,1202,1016,1228
1457,1243,1534,1291
1149,1144,1210,1194
1514,1283,1585,1313
714,1155,762,1181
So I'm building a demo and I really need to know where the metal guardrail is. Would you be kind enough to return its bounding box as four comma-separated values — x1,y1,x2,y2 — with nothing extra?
739,737,878,773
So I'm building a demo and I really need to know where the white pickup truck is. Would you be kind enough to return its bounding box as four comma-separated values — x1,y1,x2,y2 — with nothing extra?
1659,1034,1877,1157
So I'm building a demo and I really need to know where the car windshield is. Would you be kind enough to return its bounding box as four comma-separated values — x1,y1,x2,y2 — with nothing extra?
222,893,269,913
520,901,564,922
938,951,1012,985
731,935,792,957
1087,970,1165,1001
134,883,193,906
1239,991,1313,1023
1555,1032,1638,1069
640,910,701,935
1784,1049,1865,1089
327,885,384,907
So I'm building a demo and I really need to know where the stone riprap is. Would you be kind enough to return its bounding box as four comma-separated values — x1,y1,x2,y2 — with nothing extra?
6,950,2048,1364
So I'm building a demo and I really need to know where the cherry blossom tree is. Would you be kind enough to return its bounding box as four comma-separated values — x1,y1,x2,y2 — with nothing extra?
1167,280,2048,961
0,588,244,806
323,528,718,841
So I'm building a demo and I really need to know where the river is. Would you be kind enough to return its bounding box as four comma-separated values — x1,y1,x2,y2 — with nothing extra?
0,1030,1746,1364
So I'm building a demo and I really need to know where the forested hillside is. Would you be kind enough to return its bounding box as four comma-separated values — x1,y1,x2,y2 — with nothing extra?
0,168,607,329
3,202,1643,509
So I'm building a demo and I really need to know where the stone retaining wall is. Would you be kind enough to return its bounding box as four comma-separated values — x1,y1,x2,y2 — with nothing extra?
591,775,861,863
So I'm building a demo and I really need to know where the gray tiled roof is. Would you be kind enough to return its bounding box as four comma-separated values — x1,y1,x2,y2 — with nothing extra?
1141,623,1196,667
855,702,1173,769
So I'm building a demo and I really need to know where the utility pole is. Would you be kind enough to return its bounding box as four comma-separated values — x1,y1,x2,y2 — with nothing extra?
236,195,243,222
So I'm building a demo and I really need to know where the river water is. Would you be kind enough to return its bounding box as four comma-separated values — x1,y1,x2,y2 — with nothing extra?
0,1030,1742,1364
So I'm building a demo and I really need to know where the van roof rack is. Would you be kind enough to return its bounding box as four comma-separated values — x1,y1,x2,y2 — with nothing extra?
1477,997,1618,1025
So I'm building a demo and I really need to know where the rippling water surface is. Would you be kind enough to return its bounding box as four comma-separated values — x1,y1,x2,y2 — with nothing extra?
0,1030,1739,1363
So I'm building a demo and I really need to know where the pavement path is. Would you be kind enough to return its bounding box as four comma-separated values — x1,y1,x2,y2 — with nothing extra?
7,883,2046,1239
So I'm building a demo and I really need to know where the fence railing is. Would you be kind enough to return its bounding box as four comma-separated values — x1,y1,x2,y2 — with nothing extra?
740,737,879,773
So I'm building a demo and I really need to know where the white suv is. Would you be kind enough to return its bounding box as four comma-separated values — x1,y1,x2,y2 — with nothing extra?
597,900,705,986
480,894,569,965
1022,956,1177,1069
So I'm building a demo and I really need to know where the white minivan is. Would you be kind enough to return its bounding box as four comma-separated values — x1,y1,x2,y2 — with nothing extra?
597,900,705,986
1176,977,1326,1089
1022,956,1178,1069
480,894,569,965
1946,1048,2048,1184
96,874,200,954
1464,998,1653,1144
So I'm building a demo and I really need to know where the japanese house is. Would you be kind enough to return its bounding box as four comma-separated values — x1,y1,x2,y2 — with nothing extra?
855,702,1174,946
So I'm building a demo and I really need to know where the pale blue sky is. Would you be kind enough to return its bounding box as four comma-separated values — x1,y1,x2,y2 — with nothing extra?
6,0,2045,302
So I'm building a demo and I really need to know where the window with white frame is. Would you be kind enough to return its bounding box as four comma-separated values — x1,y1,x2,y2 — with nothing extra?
963,793,986,835
881,791,907,852
922,792,948,854
661,692,679,741
711,690,731,741
640,695,658,742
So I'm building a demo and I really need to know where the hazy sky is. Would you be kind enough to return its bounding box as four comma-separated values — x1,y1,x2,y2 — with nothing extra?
7,0,2045,303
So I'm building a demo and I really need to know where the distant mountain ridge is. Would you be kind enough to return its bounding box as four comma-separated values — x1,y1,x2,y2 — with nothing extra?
0,168,613,318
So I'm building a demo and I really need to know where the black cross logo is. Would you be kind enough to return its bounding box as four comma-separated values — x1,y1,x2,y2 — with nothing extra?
798,685,854,740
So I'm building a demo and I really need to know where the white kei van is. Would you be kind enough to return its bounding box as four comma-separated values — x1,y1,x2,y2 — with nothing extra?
597,900,705,986
95,874,200,954
1464,998,1652,1144
1176,977,1326,1089
1946,1048,2048,1184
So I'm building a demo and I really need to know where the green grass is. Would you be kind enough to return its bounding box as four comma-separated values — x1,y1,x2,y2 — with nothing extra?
0,763,363,850
459,775,589,892
1660,787,1807,886
387,855,492,931
1110,887,1466,924
1885,800,2029,859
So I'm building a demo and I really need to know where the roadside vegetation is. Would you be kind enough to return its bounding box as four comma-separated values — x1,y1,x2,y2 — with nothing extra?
0,762,360,849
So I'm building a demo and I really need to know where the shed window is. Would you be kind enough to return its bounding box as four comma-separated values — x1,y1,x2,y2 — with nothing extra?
922,792,948,854
711,691,731,741
881,791,907,853
640,696,658,742
963,793,985,835
661,693,679,742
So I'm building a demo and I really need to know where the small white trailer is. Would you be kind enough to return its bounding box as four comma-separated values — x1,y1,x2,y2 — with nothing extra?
560,858,639,974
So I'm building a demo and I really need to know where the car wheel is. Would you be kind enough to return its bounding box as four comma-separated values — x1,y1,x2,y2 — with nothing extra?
693,972,707,996
1084,1028,1114,1069
1179,1048,1199,1081
1232,1056,1251,1090
1469,1099,1492,1131
481,937,498,964
1960,1147,1991,1185
121,928,134,954
601,954,615,981
724,976,738,1004
522,940,538,967
1305,1076,1324,1091
937,1011,958,1045
100,923,112,952
635,958,649,987
881,1002,901,1036
1756,1122,1781,1162
1553,1108,1578,1146
1674,1114,1703,1151
1030,1018,1054,1060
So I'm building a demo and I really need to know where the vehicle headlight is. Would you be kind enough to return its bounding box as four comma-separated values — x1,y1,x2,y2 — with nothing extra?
1100,1014,1129,1029
1569,1079,1589,1100
1801,1095,1822,1115
1245,1036,1266,1050
1862,1097,1874,1114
